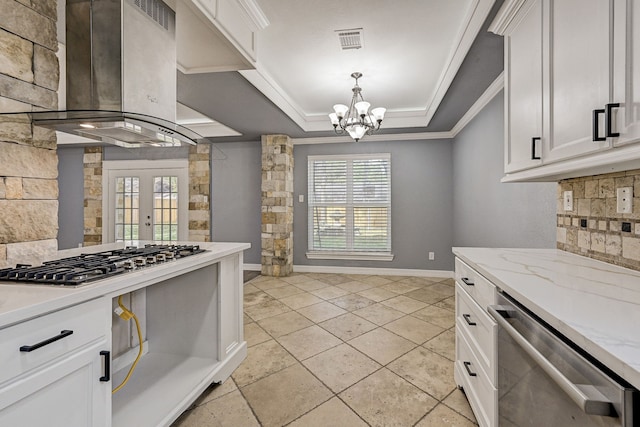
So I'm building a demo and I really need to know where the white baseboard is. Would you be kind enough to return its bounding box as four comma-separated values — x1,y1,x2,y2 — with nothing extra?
244,263,453,278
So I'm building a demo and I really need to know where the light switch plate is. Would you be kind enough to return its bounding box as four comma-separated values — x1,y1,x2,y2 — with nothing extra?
298,194,305,203
563,191,573,211
617,187,633,213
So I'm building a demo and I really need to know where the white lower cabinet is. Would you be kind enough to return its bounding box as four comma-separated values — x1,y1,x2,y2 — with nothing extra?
0,299,111,426
454,258,498,427
0,341,111,427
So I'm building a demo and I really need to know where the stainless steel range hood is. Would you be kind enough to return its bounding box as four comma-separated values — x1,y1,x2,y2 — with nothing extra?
30,0,204,147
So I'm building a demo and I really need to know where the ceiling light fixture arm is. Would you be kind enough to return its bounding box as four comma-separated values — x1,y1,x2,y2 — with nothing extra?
329,72,386,142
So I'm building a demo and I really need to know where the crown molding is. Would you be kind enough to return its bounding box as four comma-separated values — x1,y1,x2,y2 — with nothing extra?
292,131,454,145
422,0,496,126
237,0,270,30
450,71,504,137
488,0,527,35
241,0,495,133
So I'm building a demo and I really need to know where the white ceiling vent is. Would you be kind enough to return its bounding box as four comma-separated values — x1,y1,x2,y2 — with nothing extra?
336,28,364,50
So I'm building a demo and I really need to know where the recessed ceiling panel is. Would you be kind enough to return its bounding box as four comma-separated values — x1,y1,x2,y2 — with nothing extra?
254,0,486,127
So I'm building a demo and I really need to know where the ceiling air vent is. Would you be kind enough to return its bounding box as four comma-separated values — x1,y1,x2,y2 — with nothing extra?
132,0,172,31
336,28,364,50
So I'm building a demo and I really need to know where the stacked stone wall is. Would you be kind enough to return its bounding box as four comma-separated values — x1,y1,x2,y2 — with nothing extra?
0,0,59,267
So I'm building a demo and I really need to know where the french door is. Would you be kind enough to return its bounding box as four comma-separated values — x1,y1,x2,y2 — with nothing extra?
103,160,188,243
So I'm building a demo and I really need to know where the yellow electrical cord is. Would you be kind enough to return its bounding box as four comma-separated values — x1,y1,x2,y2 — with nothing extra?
112,295,144,394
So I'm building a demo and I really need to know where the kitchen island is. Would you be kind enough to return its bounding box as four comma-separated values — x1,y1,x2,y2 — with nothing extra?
453,247,640,390
0,241,250,427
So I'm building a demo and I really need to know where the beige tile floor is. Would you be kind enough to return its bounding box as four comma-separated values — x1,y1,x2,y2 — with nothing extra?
173,273,478,427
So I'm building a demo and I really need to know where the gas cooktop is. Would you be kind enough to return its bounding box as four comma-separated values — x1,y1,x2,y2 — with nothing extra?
0,244,206,286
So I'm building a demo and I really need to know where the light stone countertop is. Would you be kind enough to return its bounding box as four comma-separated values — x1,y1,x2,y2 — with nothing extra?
0,241,250,328
453,247,640,390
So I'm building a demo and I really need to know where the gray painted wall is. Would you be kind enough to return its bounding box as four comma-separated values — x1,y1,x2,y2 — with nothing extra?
294,140,455,271
57,145,191,250
57,91,557,266
210,142,262,264
57,146,85,249
452,91,556,248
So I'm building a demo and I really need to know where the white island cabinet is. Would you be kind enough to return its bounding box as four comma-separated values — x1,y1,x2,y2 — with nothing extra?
0,241,249,427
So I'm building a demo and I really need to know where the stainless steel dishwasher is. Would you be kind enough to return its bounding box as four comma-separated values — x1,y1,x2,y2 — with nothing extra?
488,292,639,426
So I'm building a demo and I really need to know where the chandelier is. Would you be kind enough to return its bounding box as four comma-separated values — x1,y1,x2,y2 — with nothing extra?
329,72,386,142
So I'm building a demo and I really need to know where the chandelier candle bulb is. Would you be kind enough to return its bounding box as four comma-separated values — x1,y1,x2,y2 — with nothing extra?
329,72,386,141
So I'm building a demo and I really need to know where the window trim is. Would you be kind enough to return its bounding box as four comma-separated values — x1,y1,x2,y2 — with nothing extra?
306,153,392,261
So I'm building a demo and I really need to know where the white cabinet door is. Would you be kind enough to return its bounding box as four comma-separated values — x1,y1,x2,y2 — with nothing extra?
612,0,640,147
544,0,613,162
0,342,111,427
504,0,544,173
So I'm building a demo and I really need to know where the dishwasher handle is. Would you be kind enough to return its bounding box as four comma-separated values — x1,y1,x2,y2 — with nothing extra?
488,305,615,417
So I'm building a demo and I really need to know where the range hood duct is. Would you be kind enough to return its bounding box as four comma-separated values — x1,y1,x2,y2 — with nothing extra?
29,0,204,147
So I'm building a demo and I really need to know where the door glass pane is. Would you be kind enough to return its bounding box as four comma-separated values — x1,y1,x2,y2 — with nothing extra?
153,176,179,242
114,177,140,241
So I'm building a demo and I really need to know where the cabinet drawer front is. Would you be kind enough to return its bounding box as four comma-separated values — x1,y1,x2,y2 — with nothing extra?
0,298,108,385
455,328,497,427
455,258,497,311
455,285,497,384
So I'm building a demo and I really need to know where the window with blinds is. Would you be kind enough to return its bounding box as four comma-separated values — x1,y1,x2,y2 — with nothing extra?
308,153,391,256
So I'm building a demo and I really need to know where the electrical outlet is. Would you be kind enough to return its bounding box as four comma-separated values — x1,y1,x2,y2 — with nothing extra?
617,187,633,213
298,194,305,203
428,252,435,261
563,191,573,211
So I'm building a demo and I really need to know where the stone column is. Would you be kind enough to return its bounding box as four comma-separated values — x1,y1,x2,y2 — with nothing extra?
261,135,294,276
83,147,103,246
0,0,59,268
188,143,211,242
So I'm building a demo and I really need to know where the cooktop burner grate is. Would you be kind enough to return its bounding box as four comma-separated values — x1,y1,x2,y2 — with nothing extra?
0,244,206,286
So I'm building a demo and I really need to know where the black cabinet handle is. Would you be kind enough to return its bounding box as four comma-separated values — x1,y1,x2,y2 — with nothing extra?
593,109,606,141
461,277,474,286
464,361,477,377
20,330,74,352
606,103,620,137
531,137,541,160
463,313,477,326
100,351,110,382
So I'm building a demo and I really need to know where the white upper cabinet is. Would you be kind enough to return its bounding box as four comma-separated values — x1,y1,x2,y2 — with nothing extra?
544,0,612,162
502,0,544,173
492,0,640,181
612,0,640,147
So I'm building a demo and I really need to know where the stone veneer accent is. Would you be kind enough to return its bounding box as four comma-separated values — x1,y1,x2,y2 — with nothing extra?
83,147,103,246
261,135,294,276
0,0,59,268
557,169,640,271
188,143,211,242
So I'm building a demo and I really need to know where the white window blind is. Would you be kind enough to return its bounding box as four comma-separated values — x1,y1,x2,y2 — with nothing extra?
308,153,391,255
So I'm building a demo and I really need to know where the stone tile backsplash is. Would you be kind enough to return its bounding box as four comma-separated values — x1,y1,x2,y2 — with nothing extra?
557,169,640,271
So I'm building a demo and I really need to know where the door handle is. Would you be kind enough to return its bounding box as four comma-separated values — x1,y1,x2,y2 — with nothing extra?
462,313,476,326
460,277,474,286
100,350,110,382
592,109,606,141
605,103,620,138
463,361,477,377
488,305,615,417
20,330,74,352
531,137,541,160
